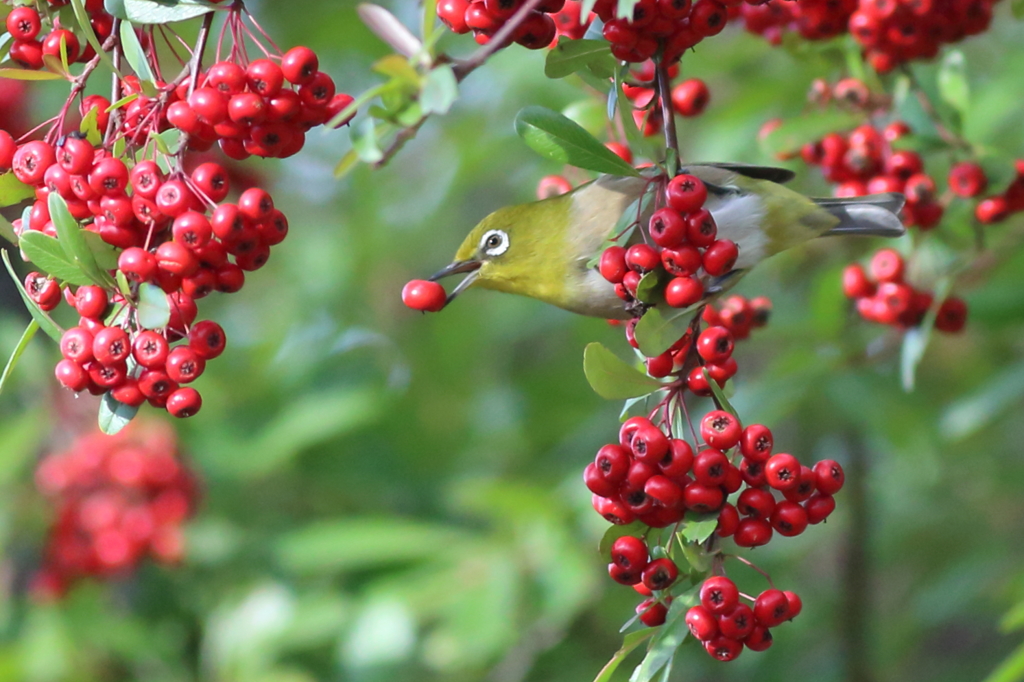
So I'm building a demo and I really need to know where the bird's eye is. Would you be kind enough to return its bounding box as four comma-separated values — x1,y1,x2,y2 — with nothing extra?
480,229,509,257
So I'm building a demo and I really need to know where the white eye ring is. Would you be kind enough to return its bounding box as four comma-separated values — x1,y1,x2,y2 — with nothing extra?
480,229,509,257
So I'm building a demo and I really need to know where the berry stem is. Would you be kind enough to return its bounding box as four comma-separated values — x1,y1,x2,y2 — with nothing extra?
187,11,216,98
731,554,775,588
656,60,680,173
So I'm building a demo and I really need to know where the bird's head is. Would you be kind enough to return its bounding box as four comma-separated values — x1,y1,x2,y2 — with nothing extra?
430,197,572,305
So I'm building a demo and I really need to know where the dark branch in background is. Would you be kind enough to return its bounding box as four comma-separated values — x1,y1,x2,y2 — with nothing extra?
451,0,547,81
656,61,680,169
841,432,876,682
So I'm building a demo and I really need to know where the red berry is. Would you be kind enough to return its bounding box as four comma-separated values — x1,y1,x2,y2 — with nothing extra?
631,422,670,463
13,141,56,185
402,280,447,312
671,79,710,117
975,196,1010,224
641,558,679,591
246,58,285,97
700,576,739,615
783,591,802,620
696,326,733,364
118,247,156,282
594,495,635,525
644,475,683,508
166,387,202,418
584,462,617,497
74,285,108,319
42,30,81,63
649,208,688,248
686,605,719,641
190,162,230,203
813,459,845,495
702,239,739,276
165,345,206,383
625,243,660,273
666,174,707,213
60,326,95,364
739,424,773,462
92,326,131,365
188,87,229,124
537,174,573,199
935,296,968,333
132,330,169,368
764,453,802,491
693,448,728,487
770,500,809,536
744,625,773,651
842,263,875,299
659,438,694,477
700,410,741,451
716,503,739,537
804,493,836,524
172,211,213,250
610,535,649,571
156,240,200,277
754,589,790,627
733,517,773,547
55,358,89,391
281,46,319,86
664,276,704,308
686,209,717,248
737,487,776,519
869,248,904,283
637,598,670,627
6,7,42,40
718,603,755,640
595,444,630,483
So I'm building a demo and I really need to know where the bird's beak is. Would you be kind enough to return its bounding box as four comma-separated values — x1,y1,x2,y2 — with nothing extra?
429,260,482,307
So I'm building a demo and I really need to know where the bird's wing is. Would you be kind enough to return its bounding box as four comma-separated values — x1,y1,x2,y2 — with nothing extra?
686,163,796,185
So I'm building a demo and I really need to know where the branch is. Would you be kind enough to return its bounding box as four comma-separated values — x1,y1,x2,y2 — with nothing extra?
451,0,546,81
656,60,680,170
372,116,429,170
186,11,216,98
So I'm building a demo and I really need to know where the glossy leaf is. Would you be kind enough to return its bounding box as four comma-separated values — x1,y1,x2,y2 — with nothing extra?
633,306,698,358
123,0,221,23
137,283,171,329
938,50,970,118
583,342,663,400
0,320,38,397
79,106,103,146
70,0,120,76
1,250,64,343
514,106,640,177
0,68,66,81
703,367,739,418
0,214,16,246
545,38,616,79
420,65,457,115
635,271,663,304
680,511,718,544
593,630,655,682
0,172,35,208
48,193,115,288
119,20,155,84
18,232,96,286
98,391,139,435
83,231,121,271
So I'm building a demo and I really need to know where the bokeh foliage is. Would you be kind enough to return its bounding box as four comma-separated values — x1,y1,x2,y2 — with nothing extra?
1,1,1024,681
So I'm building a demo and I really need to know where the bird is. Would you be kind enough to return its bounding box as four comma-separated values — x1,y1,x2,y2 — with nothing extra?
430,163,905,320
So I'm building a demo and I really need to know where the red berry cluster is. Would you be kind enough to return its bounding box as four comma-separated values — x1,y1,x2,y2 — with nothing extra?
437,0,577,49
970,160,1024,225
166,47,353,160
620,62,709,137
3,4,352,421
848,0,999,73
5,2,114,71
740,0,857,45
685,578,801,660
843,248,967,332
598,174,740,374
594,0,735,64
590,411,841,648
800,117,944,230
30,420,198,599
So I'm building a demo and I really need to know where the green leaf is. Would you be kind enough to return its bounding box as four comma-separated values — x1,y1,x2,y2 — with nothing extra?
333,149,360,178
18,232,96,286
0,172,36,208
937,50,970,119
633,306,698,358
514,106,640,177
0,320,39,397
122,0,221,24
583,342,663,400
137,282,170,329
352,117,384,163
679,511,718,544
107,92,140,112
105,0,127,19
0,68,66,81
420,65,457,115
1013,0,1024,19
703,367,739,418
82,231,120,271
152,128,183,155
759,110,862,158
372,54,421,86
598,521,648,558
545,38,616,79
1,250,65,343
629,593,693,682
98,391,139,435
982,640,1024,682
0,213,16,245
593,630,656,682
900,277,951,392
79,107,104,146
562,99,607,138
620,394,653,421
48,193,115,288
119,20,155,84
70,0,120,76
635,271,663,304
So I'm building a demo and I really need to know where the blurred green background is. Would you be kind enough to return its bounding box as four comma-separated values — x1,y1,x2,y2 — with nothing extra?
2,1,1024,680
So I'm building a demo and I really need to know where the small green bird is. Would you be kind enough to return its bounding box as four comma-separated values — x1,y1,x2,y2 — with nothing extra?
431,164,905,319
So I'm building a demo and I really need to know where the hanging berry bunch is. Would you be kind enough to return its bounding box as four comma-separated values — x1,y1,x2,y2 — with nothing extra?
31,419,199,599
0,1,352,431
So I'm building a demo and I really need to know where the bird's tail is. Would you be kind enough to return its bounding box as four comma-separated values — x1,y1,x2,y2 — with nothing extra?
815,193,906,238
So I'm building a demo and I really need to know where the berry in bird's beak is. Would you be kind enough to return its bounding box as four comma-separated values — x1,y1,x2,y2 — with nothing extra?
425,259,483,307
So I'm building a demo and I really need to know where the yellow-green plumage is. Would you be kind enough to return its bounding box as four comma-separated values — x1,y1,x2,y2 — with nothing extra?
441,164,904,319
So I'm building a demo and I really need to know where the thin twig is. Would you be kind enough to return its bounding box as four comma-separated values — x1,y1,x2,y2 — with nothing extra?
372,116,430,170
186,12,216,98
451,0,547,81
656,60,680,168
